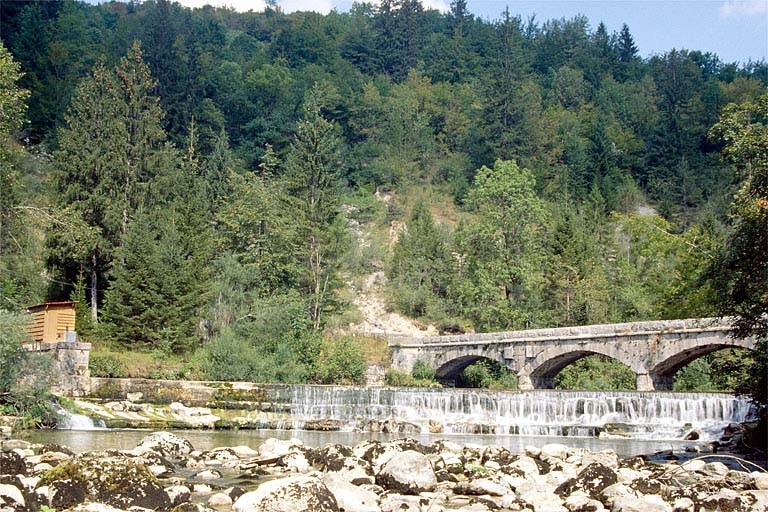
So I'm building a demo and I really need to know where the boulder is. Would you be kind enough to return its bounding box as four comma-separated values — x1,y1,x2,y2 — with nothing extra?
556,463,618,498
505,454,542,478
699,488,750,512
166,484,191,506
62,503,133,512
376,450,437,495
233,475,339,512
208,491,234,507
565,492,606,512
136,431,194,457
519,488,568,512
258,438,304,458
39,455,171,510
540,444,571,462
323,473,381,512
672,497,694,512
378,493,428,512
454,475,513,496
750,472,768,491
308,444,354,472
611,495,671,512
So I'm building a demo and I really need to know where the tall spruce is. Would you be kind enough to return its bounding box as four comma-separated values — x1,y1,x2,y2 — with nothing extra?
284,84,346,331
49,41,166,320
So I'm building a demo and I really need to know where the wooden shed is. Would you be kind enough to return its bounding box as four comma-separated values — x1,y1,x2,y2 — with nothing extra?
26,301,77,343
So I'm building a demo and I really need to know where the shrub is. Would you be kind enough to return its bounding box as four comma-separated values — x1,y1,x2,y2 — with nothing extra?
411,360,436,381
459,359,517,390
89,353,126,378
385,368,440,388
0,311,57,427
314,337,367,385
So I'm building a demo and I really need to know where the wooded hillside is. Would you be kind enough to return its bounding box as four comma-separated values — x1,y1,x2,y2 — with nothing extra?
0,0,765,389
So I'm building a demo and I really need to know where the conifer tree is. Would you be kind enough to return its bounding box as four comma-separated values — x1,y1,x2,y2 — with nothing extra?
49,41,166,320
284,83,346,330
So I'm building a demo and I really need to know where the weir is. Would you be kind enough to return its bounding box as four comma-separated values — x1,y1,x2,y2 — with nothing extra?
290,387,755,440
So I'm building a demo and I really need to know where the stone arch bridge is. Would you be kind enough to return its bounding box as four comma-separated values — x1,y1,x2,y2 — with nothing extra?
388,318,755,391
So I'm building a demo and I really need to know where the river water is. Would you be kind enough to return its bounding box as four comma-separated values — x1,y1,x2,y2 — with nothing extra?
21,388,758,459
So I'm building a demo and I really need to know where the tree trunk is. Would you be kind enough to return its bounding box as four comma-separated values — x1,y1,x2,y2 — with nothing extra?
90,253,98,323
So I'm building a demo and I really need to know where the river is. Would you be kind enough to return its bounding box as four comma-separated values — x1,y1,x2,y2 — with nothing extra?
20,388,758,459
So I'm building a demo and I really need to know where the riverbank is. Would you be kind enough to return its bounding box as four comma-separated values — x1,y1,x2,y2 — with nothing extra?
1,431,767,511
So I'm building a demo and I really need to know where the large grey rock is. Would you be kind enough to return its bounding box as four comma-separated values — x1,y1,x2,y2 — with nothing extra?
259,438,304,458
611,495,671,512
749,472,768,490
540,444,571,462
506,454,542,478
376,450,437,495
557,463,618,499
378,493,427,512
455,475,513,496
699,488,750,512
39,455,171,510
519,488,568,512
165,484,191,506
565,492,606,512
62,504,132,512
323,473,381,512
232,475,339,512
136,431,194,457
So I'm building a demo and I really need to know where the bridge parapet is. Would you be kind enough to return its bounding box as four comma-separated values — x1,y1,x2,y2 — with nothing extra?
389,318,732,347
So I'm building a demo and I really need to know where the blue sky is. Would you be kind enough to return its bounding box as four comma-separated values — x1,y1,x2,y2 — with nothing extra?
100,0,768,64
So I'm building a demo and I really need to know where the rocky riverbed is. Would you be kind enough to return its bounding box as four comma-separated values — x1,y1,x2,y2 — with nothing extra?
0,431,766,512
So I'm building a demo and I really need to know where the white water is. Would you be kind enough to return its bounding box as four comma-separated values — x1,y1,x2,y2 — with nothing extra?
55,406,107,431
290,387,756,440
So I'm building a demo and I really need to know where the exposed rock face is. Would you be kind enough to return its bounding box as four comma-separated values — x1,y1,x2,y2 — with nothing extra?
0,431,762,512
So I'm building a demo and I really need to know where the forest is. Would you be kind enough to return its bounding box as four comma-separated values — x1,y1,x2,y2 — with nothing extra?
0,0,766,401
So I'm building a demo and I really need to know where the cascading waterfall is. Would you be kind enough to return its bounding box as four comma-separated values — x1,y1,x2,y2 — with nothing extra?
55,405,106,430
290,387,756,440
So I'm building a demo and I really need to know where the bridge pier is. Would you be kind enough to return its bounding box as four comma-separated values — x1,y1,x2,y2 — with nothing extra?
635,373,654,392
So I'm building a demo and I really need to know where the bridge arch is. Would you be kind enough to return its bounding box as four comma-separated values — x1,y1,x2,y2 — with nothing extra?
435,355,506,385
520,345,642,390
648,338,755,390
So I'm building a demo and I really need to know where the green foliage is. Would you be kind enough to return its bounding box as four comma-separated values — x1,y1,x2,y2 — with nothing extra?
0,310,57,428
0,0,765,392
314,336,367,385
453,160,549,330
0,310,27,392
458,359,517,390
387,201,453,318
674,359,716,391
707,93,768,406
203,329,312,384
411,360,436,381
555,355,636,391
88,353,126,379
384,368,439,388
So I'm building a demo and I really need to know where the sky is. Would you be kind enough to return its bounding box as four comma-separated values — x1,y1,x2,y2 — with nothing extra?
116,0,768,64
